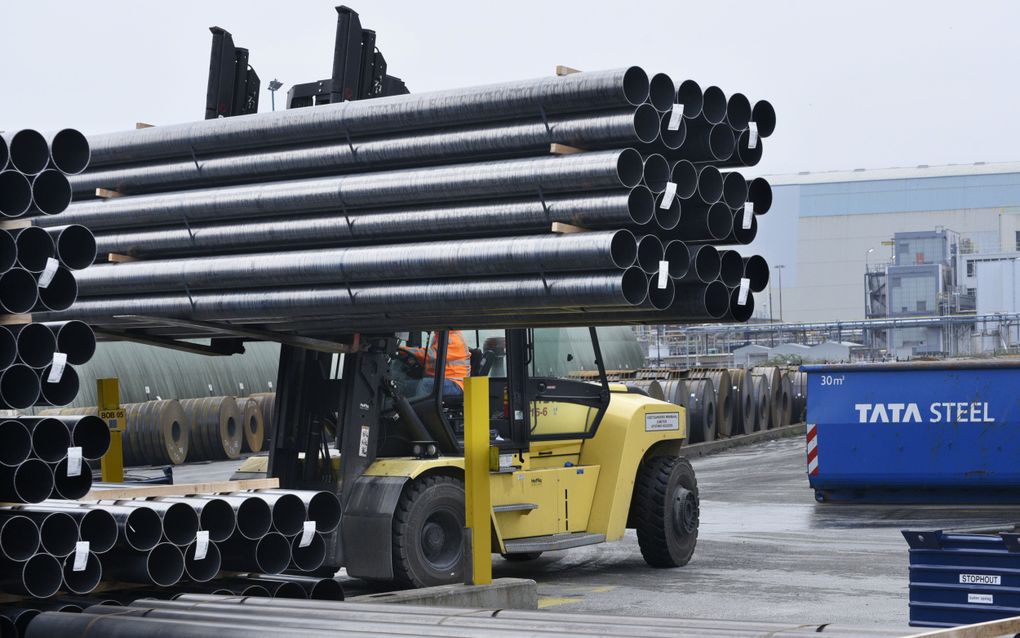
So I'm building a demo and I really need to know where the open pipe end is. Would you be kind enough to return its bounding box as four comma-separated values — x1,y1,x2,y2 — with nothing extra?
748,177,772,215
744,254,770,292
274,581,309,599
0,137,7,171
0,269,38,314
32,171,72,216
270,493,306,537
124,507,163,551
54,225,98,271
8,130,49,175
635,236,664,274
49,129,91,175
609,229,638,269
0,230,15,273
40,364,80,407
62,552,102,594
707,202,735,240
675,79,703,119
729,287,755,322
726,93,752,130
22,553,63,599
0,419,31,466
17,321,57,368
0,328,13,372
632,104,662,144
14,227,56,273
306,492,342,535
704,281,731,318
30,417,71,463
733,213,758,244
709,125,736,161
752,100,777,138
161,502,200,546
721,171,748,209
0,515,40,560
146,542,185,587
640,154,670,193
310,578,345,600
35,266,78,312
626,187,655,226
736,130,763,167
646,277,675,311
0,172,32,218
198,498,237,543
40,511,78,556
79,508,118,554
290,532,326,573
647,73,676,112
622,267,649,306
663,240,690,279
1,364,41,410
51,319,97,366
692,245,721,283
256,532,293,575
73,415,112,460
622,66,651,106
236,497,273,540
696,166,723,204
653,193,680,231
184,540,222,582
657,113,686,150
615,148,645,188
53,456,93,500
718,250,745,287
671,160,698,199
6,459,51,504
701,86,727,125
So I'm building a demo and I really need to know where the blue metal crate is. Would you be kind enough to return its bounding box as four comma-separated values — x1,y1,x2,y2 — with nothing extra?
904,528,1020,627
802,361,1020,503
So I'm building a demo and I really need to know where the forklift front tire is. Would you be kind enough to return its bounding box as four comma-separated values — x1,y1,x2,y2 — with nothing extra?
392,474,465,587
633,456,699,568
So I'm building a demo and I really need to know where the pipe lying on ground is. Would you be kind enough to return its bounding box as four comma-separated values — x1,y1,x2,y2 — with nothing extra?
44,225,97,270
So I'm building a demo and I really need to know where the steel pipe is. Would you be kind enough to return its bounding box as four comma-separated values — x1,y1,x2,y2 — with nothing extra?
0,419,31,467
0,457,51,504
84,67,649,165
0,268,39,313
0,607,37,636
0,553,62,598
635,236,663,274
75,231,638,297
732,129,763,167
104,500,198,547
12,226,55,273
45,225,97,270
87,189,655,259
661,240,690,280
747,177,772,215
670,160,698,199
290,533,326,572
0,171,32,217
101,542,185,586
653,193,680,230
668,201,732,242
743,255,770,292
52,457,93,500
0,136,7,171
641,154,669,193
151,497,236,543
725,93,752,130
36,502,163,551
692,165,722,204
669,281,730,320
717,250,744,287
228,491,306,537
73,109,659,197
46,129,91,176
11,322,56,368
3,130,49,175
645,276,675,312
651,112,685,151
727,287,755,323
187,495,270,540
34,265,78,312
218,531,292,574
254,490,340,534
674,79,703,119
647,73,675,111
0,326,14,371
44,320,97,365
39,363,80,406
0,230,15,273
75,508,119,554
720,171,747,209
182,539,221,582
711,210,757,245
33,415,111,461
0,510,78,556
244,574,344,601
180,581,273,597
26,416,71,462
701,86,727,125
752,100,777,137
30,170,72,215
61,551,102,594
678,119,734,163
46,149,646,231
0,514,39,561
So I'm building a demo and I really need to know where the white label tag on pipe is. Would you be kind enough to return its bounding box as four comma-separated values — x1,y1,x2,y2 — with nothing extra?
299,520,316,548
73,541,89,571
238,382,244,392
657,262,669,289
47,352,67,383
748,121,759,149
67,446,83,477
742,202,755,230
667,104,683,130
660,182,677,208
194,530,209,560
38,258,59,288
738,278,751,305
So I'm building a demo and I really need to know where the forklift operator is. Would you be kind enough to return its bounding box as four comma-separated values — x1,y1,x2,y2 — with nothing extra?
402,330,470,399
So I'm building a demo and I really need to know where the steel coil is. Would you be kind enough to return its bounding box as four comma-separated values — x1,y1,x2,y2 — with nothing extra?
236,397,265,454
180,397,242,461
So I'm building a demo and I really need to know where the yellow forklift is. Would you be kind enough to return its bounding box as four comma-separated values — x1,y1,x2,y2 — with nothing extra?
238,328,698,587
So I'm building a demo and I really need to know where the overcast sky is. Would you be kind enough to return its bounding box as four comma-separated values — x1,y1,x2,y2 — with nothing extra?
2,0,1018,176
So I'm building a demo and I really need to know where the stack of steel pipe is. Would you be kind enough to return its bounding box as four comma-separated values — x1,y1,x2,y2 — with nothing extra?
29,68,772,334
0,321,97,410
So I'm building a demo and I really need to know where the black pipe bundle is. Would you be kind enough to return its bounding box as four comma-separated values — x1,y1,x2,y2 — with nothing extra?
27,68,773,336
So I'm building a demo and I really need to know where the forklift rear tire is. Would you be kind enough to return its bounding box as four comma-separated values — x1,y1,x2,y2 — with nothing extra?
392,474,465,588
632,456,699,568
501,552,542,562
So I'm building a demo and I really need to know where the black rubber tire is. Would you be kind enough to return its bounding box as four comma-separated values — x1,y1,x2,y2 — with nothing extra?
392,474,465,587
632,456,699,568
501,552,542,562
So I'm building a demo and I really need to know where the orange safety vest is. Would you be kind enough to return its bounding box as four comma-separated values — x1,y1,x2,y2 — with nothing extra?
408,331,470,389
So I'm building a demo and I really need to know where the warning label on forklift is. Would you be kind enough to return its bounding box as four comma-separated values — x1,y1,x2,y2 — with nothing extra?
645,412,680,432
960,574,1001,585
358,426,370,457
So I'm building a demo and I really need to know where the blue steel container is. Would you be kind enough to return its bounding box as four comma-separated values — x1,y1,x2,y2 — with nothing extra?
903,528,1020,627
803,361,1020,503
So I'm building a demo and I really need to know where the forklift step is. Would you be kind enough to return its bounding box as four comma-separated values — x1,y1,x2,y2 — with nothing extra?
502,532,606,554
493,503,538,513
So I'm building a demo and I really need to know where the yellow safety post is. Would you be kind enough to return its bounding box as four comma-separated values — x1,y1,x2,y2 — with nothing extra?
463,376,492,586
97,378,125,483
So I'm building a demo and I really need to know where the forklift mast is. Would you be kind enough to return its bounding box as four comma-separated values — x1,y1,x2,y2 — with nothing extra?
205,27,260,119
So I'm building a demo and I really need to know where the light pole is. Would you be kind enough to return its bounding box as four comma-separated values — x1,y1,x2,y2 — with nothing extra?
774,264,785,323
268,79,284,111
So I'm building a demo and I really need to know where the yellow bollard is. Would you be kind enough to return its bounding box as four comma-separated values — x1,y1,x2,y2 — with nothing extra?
463,376,492,586
97,378,125,483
